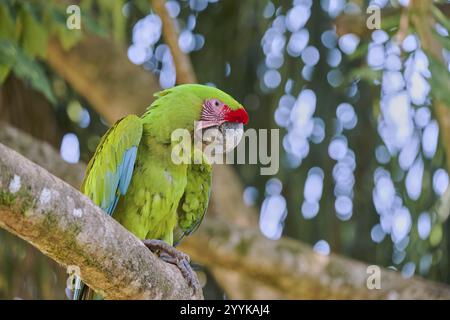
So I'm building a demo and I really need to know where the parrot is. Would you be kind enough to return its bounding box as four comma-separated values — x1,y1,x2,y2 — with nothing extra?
66,84,249,299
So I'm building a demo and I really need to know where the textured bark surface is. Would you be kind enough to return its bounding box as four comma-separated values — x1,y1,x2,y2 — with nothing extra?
3,124,450,299
181,219,450,300
0,142,202,300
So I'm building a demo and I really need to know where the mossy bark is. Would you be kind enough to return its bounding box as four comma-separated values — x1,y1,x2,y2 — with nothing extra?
0,142,202,300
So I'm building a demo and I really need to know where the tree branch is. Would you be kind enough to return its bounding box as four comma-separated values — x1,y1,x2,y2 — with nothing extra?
0,142,202,300
180,219,450,299
3,124,450,299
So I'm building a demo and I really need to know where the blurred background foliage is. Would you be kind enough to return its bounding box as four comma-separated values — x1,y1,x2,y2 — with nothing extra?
1,0,450,299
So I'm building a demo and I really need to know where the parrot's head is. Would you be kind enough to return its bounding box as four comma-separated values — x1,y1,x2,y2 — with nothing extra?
150,84,249,154
193,84,248,153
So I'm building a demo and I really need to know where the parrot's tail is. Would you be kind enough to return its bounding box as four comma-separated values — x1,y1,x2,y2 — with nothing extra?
66,275,95,300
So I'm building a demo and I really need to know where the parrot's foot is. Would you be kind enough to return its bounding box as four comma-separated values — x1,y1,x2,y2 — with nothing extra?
142,239,200,293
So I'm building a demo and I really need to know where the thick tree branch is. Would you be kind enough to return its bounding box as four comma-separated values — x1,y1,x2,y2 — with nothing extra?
0,142,202,300
3,124,450,299
180,219,450,300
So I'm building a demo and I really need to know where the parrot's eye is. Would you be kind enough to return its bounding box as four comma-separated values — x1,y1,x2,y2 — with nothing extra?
213,100,220,107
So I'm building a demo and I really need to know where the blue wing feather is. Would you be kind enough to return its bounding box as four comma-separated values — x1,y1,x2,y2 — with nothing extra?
119,147,138,194
101,146,139,216
71,115,143,300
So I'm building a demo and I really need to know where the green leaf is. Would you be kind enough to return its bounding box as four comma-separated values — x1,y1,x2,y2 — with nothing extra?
0,65,12,83
43,7,82,51
0,37,15,82
96,0,126,42
82,12,108,38
111,0,126,42
20,4,49,58
428,53,450,108
0,38,17,65
0,3,16,40
433,30,450,52
56,24,83,51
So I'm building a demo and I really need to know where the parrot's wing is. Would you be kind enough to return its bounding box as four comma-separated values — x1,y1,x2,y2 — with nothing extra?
71,115,143,300
82,115,143,215
173,162,212,246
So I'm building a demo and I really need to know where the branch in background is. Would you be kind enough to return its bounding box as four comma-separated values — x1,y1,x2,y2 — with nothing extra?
151,0,197,84
0,142,202,300
395,5,410,43
180,219,450,300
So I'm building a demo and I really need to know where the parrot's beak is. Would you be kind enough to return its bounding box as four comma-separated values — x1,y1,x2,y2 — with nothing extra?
204,122,244,154
194,122,244,155
219,122,244,153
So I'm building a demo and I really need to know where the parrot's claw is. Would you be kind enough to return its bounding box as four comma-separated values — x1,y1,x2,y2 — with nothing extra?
142,239,201,293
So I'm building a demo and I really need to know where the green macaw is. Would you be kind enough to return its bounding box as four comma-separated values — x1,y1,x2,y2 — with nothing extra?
67,84,248,299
